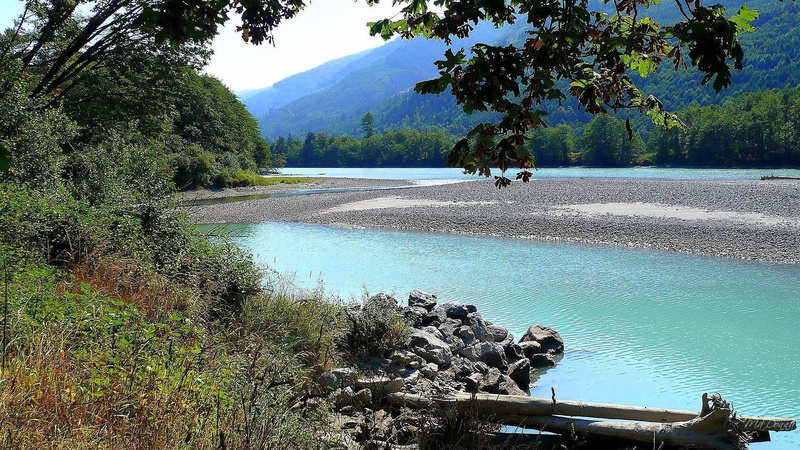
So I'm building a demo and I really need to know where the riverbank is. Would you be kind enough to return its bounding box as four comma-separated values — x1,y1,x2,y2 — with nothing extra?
186,177,800,264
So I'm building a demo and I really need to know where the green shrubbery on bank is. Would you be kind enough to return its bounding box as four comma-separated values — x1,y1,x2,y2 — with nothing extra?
0,181,346,448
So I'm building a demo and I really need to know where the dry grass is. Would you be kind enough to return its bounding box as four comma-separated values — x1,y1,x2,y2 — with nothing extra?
0,255,341,449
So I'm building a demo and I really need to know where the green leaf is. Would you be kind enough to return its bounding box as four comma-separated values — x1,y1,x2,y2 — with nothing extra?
730,5,759,34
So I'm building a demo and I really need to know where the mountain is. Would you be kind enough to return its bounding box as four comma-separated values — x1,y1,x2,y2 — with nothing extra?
240,47,386,115
249,0,800,140
249,20,520,139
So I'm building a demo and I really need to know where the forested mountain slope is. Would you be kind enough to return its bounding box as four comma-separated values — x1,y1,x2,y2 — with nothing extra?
252,0,800,140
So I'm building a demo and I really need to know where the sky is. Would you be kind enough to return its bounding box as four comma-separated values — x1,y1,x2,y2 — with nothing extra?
0,0,400,92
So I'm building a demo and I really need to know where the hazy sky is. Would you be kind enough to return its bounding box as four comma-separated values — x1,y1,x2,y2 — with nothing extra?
0,0,399,92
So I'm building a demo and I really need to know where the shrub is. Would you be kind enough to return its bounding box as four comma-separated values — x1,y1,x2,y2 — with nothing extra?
339,293,410,363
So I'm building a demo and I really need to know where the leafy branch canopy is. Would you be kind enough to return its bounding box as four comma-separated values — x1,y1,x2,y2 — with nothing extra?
0,0,773,183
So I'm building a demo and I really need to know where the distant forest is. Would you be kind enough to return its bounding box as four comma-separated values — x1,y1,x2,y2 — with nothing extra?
271,88,800,168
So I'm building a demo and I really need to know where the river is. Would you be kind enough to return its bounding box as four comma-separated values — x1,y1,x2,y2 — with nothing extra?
213,167,800,448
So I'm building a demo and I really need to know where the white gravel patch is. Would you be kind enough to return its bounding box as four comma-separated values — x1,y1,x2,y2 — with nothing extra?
551,202,798,226
319,196,497,214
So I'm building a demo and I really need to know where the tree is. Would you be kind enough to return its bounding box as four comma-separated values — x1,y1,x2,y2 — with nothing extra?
581,115,642,167
361,112,376,138
1,0,771,183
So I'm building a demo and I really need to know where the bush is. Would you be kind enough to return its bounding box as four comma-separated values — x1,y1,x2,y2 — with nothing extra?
339,293,410,363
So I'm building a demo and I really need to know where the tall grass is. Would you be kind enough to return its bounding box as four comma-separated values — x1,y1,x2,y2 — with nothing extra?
0,250,341,449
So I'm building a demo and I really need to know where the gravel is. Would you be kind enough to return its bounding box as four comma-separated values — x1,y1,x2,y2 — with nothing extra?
186,177,800,264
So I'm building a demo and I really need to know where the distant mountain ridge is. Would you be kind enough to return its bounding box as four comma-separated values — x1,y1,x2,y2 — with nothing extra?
245,0,800,140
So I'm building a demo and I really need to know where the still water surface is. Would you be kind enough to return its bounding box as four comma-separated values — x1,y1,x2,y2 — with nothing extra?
213,222,800,448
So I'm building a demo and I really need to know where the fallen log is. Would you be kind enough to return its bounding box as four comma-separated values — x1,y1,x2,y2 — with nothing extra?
390,392,782,449
387,392,796,433
509,410,742,450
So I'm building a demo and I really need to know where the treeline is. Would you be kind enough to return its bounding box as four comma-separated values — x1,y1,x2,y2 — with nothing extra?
530,88,800,167
272,128,454,167
276,88,800,169
650,89,800,166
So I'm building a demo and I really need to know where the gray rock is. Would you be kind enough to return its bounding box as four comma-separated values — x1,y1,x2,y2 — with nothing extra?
529,353,556,368
466,313,492,342
320,367,358,390
400,306,427,326
421,326,444,340
441,333,467,353
487,324,509,342
408,290,438,311
507,358,531,389
465,373,482,392
473,361,490,375
441,302,469,319
498,374,528,396
334,386,356,408
519,325,564,354
409,329,453,367
504,343,525,361
355,388,372,405
459,342,508,371
389,349,424,367
420,363,439,379
356,376,406,394
457,326,475,341
479,369,502,393
518,340,544,357
422,307,447,326
438,319,458,338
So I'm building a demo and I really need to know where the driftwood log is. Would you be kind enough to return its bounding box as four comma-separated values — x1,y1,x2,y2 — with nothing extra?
388,392,796,449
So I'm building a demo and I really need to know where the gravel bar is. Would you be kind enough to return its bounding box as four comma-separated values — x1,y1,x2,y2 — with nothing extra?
186,177,800,264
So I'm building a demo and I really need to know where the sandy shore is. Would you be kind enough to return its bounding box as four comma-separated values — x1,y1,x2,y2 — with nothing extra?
185,177,800,264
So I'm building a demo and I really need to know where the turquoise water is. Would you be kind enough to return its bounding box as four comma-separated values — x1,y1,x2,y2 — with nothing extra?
276,166,800,181
215,222,800,448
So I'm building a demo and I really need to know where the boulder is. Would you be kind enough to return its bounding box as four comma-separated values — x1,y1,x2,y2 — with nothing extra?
479,369,503,394
457,326,475,341
487,324,509,342
420,363,439,379
421,326,444,341
320,367,358,390
334,387,356,408
517,340,544,357
409,329,453,367
507,358,531,389
400,306,427,326
465,313,492,342
389,349,425,367
529,353,556,368
473,361,490,375
466,304,478,314
440,333,467,353
441,302,469,319
421,307,446,326
459,342,508,371
355,388,373,405
408,290,438,311
504,343,525,361
465,373,481,392
519,325,564,354
498,374,528,396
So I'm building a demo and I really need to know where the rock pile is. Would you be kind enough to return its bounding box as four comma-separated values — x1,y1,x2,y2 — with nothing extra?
321,291,565,447
396,290,564,397
323,290,564,404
